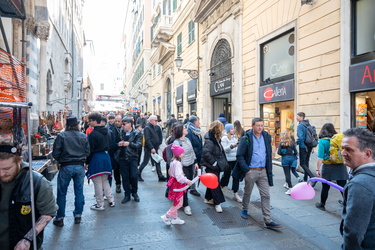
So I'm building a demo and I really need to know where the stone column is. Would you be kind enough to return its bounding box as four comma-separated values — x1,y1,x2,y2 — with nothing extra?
35,21,50,113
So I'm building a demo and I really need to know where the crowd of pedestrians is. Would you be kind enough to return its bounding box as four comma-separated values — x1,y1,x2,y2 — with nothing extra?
2,109,375,249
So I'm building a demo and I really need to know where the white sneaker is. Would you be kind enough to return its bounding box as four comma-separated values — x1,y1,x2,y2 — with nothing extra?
151,166,156,172
215,205,223,213
184,206,192,216
171,217,185,225
161,214,171,225
283,183,288,189
233,192,243,203
90,204,105,211
204,199,214,205
285,189,291,195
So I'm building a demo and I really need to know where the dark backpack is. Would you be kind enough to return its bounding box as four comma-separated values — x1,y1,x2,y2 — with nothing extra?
303,124,318,148
162,139,182,165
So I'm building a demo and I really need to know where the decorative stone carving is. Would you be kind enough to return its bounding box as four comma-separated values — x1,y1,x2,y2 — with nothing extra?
35,21,50,40
25,15,35,34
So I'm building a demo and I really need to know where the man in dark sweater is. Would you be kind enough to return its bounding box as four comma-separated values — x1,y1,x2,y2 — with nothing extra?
138,115,167,182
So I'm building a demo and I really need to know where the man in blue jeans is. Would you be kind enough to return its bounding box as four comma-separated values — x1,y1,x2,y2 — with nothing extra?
52,116,90,226
296,112,315,181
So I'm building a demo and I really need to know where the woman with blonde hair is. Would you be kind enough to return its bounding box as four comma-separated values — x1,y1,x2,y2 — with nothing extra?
201,120,227,213
277,130,298,195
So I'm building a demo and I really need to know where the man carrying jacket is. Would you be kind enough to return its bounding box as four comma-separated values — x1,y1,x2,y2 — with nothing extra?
52,116,90,227
233,117,282,229
0,139,57,249
117,117,143,203
138,115,167,182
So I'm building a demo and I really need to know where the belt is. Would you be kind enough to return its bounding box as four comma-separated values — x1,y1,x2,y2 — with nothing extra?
250,167,265,171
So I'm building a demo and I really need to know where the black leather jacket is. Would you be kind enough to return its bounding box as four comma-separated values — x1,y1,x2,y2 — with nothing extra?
52,130,90,167
118,129,143,160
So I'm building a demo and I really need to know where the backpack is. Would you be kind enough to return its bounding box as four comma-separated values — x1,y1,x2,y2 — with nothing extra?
162,139,182,165
303,124,318,148
322,133,344,164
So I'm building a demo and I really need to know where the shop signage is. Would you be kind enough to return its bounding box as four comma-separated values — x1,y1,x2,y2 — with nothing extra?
259,79,294,104
210,76,231,97
187,79,197,102
176,85,183,105
349,60,375,92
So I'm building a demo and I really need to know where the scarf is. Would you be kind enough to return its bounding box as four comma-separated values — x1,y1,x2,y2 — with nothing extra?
188,122,201,136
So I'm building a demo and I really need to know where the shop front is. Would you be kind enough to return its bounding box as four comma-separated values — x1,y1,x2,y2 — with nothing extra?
259,29,295,157
176,85,184,120
350,60,375,131
187,79,197,116
259,80,295,158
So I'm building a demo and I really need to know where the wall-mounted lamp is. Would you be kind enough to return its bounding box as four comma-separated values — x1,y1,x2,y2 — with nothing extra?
174,56,199,80
301,0,314,5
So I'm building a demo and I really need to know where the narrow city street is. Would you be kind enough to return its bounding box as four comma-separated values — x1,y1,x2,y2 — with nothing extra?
43,159,343,249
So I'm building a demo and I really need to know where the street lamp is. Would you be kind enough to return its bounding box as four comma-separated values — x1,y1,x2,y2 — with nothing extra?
174,56,199,80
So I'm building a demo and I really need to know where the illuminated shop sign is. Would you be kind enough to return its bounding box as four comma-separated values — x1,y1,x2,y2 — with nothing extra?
259,79,294,104
349,60,375,92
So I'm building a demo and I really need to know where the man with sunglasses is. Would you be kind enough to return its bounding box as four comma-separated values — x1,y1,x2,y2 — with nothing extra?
138,115,167,182
117,117,143,203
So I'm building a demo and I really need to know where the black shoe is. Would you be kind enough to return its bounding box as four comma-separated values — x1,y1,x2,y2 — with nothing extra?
132,193,140,202
138,174,144,182
121,196,131,204
53,219,64,227
315,202,325,211
158,176,167,182
190,190,201,197
74,217,81,224
116,184,121,193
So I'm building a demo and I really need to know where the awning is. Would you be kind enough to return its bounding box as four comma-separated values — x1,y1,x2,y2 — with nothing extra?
0,0,25,19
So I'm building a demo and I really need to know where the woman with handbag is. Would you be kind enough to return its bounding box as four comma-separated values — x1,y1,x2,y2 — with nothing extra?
172,123,198,216
221,123,242,202
201,120,227,213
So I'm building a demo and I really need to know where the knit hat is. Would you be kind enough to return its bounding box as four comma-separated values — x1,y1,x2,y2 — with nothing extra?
225,123,234,132
171,145,184,157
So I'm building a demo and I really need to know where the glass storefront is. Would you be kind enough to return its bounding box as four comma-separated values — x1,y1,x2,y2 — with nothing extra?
262,101,295,158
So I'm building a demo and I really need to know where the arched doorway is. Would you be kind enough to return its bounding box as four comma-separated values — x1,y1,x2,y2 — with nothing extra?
166,78,172,119
209,39,232,122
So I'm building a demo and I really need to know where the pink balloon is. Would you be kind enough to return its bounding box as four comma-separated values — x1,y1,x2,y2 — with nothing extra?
199,173,219,189
290,182,316,200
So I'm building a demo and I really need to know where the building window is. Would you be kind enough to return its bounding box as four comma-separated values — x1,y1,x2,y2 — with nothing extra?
260,30,295,85
173,0,177,11
177,33,182,55
188,21,195,44
100,83,104,90
352,0,375,64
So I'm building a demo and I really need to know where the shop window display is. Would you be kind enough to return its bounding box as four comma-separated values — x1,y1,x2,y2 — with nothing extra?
355,93,375,131
262,101,295,158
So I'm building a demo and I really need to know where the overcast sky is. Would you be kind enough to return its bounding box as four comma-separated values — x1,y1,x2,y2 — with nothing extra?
82,0,127,88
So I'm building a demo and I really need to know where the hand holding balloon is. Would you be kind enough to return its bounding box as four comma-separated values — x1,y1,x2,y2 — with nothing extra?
173,170,219,191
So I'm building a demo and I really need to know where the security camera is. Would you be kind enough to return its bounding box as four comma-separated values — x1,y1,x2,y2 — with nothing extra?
209,72,215,76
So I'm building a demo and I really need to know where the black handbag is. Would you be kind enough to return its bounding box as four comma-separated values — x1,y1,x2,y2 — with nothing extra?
216,154,229,172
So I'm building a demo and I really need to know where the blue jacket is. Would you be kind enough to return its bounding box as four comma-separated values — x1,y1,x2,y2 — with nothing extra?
340,165,375,250
296,119,311,148
232,129,273,186
186,128,203,164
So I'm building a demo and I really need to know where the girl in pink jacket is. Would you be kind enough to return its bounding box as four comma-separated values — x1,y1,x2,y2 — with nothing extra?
161,145,192,225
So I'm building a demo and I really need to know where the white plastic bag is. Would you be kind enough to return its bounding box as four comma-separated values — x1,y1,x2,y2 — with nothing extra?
151,153,164,163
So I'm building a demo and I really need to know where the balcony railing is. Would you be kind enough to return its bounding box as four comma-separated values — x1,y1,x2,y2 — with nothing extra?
151,15,173,46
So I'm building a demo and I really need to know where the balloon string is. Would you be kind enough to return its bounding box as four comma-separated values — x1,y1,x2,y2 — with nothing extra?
309,177,344,192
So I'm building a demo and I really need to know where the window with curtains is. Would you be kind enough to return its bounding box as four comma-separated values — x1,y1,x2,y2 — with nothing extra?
177,33,182,55
188,21,195,44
